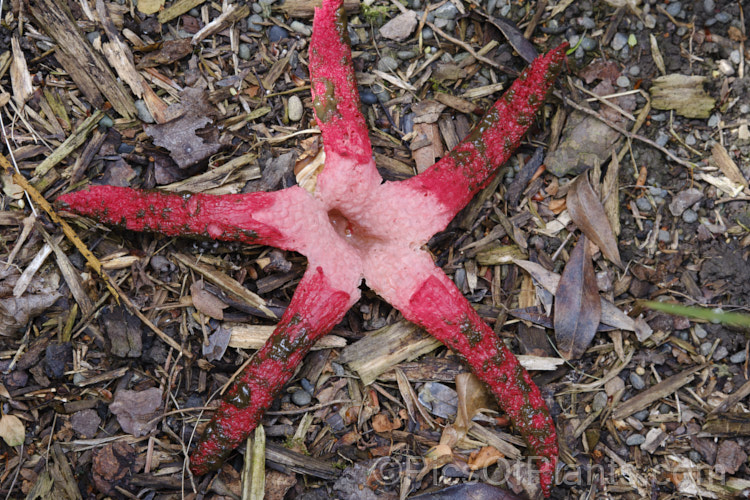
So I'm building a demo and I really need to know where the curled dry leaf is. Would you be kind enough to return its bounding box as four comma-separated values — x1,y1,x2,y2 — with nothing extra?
567,174,622,268
454,372,491,433
0,414,25,446
554,236,602,360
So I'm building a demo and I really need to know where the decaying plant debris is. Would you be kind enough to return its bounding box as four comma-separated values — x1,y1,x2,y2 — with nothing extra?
1,0,750,498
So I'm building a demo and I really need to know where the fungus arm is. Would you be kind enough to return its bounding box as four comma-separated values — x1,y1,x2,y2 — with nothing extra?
366,250,558,496
189,265,360,475
309,0,381,196
404,44,567,225
57,185,323,252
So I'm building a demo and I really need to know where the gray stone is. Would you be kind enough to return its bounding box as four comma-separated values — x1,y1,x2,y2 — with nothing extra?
268,25,289,42
714,346,728,361
247,14,264,32
98,115,114,128
616,76,630,88
290,21,312,36
238,43,251,60
682,209,698,223
715,11,731,23
397,50,417,60
134,100,154,124
592,391,608,412
730,351,747,364
703,0,715,13
292,389,312,406
657,230,671,243
689,451,703,463
636,197,652,212
655,131,669,147
633,409,649,421
708,113,721,128
666,1,682,16
669,188,703,216
379,10,418,41
685,133,696,146
287,95,303,122
422,27,434,40
626,434,646,446
694,325,707,339
630,372,646,390
611,32,628,51
581,37,597,51
700,342,713,356
629,65,641,76
433,2,458,19
644,14,656,29
86,31,100,45
377,55,399,72
580,16,596,30
433,18,454,31
730,50,741,65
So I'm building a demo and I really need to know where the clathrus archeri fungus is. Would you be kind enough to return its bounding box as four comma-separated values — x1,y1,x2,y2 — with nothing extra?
58,0,567,493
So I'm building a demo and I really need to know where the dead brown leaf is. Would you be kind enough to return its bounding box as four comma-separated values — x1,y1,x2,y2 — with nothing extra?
554,236,602,360
567,174,623,268
454,373,491,433
136,39,194,69
191,280,229,320
143,86,224,168
109,387,163,437
468,446,504,471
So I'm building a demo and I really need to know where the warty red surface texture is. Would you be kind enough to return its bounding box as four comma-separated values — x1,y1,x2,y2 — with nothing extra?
57,0,567,494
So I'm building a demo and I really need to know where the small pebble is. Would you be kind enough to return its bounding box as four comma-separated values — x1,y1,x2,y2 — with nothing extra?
422,27,434,40
636,197,652,212
581,37,597,52
682,209,698,223
630,372,646,390
700,342,713,356
377,55,399,72
714,346,728,361
685,133,696,146
301,378,315,394
592,392,608,412
117,143,135,154
290,21,312,36
730,351,747,364
629,65,641,76
433,18,455,31
611,32,628,51
568,34,581,48
633,409,649,421
694,325,707,339
658,403,672,414
657,230,671,243
86,31,100,44
616,76,630,88
580,16,596,30
666,1,682,17
247,14,264,32
252,3,262,13
287,95,303,122
359,88,378,105
689,451,703,463
238,43,251,60
268,25,289,43
730,50,741,65
433,2,458,19
655,131,669,147
397,50,417,60
715,11,731,23
99,115,114,128
626,434,646,446
292,389,312,406
644,14,656,29
134,99,154,124
703,0,715,13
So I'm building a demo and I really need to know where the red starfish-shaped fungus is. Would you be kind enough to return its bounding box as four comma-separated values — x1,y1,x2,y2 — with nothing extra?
58,0,566,494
